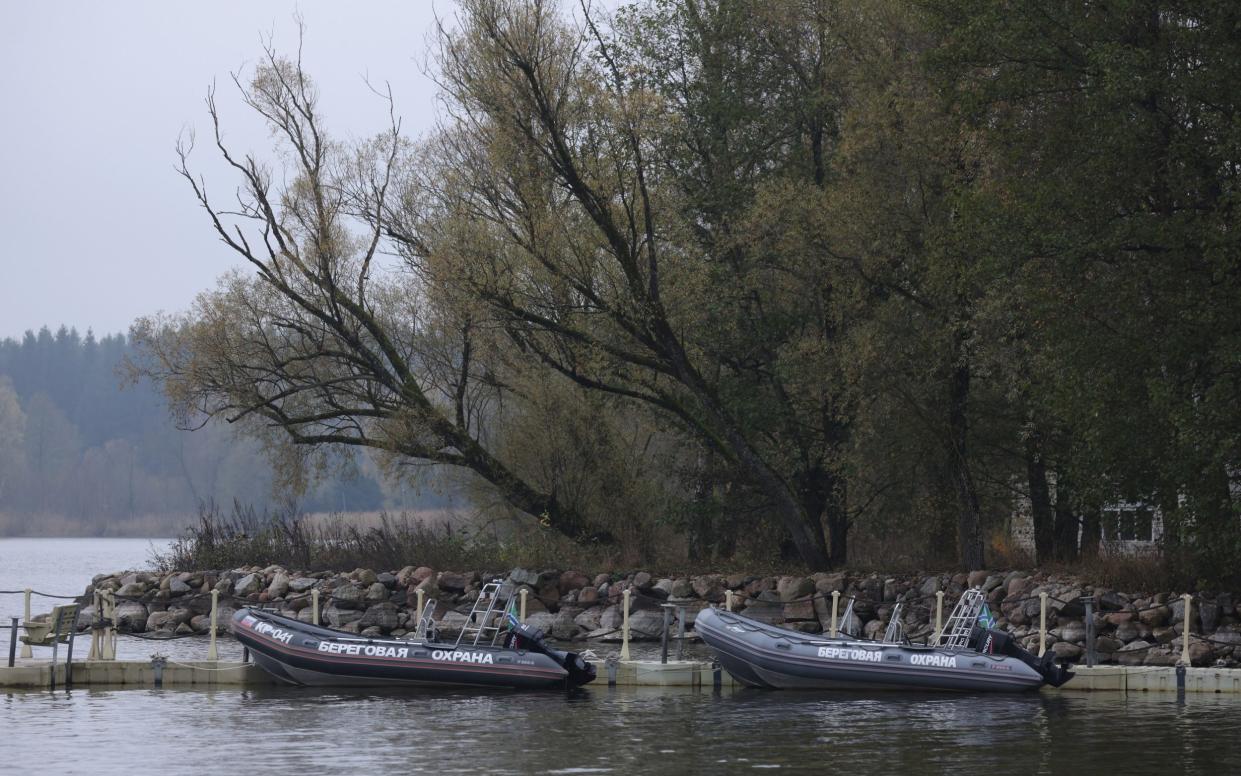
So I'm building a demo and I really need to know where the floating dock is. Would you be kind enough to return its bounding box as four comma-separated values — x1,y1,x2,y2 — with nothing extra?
3,659,1241,694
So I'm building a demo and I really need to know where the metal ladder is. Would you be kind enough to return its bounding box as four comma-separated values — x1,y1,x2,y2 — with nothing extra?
936,588,986,649
454,580,516,647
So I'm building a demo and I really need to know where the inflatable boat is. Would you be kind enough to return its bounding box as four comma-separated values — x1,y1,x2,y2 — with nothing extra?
231,581,595,690
697,589,1072,692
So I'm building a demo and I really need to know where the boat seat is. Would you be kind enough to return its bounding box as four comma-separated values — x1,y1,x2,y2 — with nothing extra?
20,603,80,647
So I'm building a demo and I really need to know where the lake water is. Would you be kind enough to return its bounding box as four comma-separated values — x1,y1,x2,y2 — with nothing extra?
3,538,1240,775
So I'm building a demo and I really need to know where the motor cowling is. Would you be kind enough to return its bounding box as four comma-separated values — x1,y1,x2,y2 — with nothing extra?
504,622,597,686
970,625,1074,687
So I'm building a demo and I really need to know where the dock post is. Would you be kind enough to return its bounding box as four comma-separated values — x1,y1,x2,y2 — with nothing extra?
1083,596,1096,667
660,604,673,664
312,588,321,626
65,623,76,688
675,604,686,662
1180,593,1192,666
207,590,219,661
88,590,102,660
7,617,16,667
934,591,944,644
520,587,529,622
1039,592,1048,657
830,591,840,638
620,589,631,661
20,588,32,659
102,590,116,660
725,590,733,612
1176,663,1186,704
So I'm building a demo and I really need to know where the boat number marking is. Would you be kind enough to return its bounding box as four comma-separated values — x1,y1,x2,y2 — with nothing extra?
431,649,494,664
253,622,293,644
816,647,881,662
317,642,410,658
909,653,957,668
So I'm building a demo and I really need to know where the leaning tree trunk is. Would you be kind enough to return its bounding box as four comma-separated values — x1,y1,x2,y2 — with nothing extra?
1025,430,1055,565
947,357,984,570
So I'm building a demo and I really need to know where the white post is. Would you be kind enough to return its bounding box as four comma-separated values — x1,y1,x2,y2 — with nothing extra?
1038,592,1048,658
830,591,840,638
102,589,116,660
88,590,101,660
520,587,529,622
415,588,425,619
207,589,219,661
20,588,32,659
934,590,944,645
724,590,733,612
1180,593,1192,666
620,588,631,661
312,588,320,626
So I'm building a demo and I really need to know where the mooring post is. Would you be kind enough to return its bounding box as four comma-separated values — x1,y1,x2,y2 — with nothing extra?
1084,596,1096,667
65,624,76,688
830,591,840,638
660,604,673,665
207,590,219,661
7,617,17,667
934,590,944,644
152,655,167,688
102,590,116,660
88,590,101,660
520,587,529,622
1039,592,1048,658
415,588,424,624
675,604,686,662
1180,593,1192,666
20,588,32,659
1176,663,1186,704
312,588,320,627
724,590,733,612
620,589,631,661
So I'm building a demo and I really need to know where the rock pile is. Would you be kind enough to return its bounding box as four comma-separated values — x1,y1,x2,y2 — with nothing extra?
78,567,1241,667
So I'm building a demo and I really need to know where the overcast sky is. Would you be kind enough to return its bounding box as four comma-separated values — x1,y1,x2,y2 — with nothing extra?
0,1,450,340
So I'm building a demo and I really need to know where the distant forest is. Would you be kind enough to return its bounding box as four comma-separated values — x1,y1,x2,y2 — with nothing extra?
0,326,456,535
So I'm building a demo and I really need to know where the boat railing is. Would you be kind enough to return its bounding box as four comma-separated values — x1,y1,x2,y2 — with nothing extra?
883,602,906,643
455,580,517,647
413,598,438,642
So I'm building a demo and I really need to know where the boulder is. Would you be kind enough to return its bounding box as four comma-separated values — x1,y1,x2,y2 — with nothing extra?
592,573,612,588
359,602,400,631
323,604,364,629
233,573,263,598
558,571,591,595
169,577,192,596
1058,621,1087,644
1050,641,1082,660
437,611,469,635
331,584,366,610
598,605,623,631
1094,636,1123,654
1114,621,1140,643
266,573,290,599
577,587,599,605
364,582,389,604
671,578,695,599
146,610,176,632
509,568,540,587
115,582,146,598
1198,601,1221,633
359,626,384,638
1138,604,1170,628
574,608,603,632
354,568,378,586
632,571,654,591
1117,640,1152,665
437,572,471,593
691,576,726,602
626,609,667,640
288,577,318,594
649,579,673,599
967,570,989,588
377,572,397,587
778,576,815,602
115,602,148,632
783,597,817,622
1152,626,1177,644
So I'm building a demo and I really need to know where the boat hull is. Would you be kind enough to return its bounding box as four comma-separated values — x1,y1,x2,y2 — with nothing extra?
696,608,1046,692
231,608,590,690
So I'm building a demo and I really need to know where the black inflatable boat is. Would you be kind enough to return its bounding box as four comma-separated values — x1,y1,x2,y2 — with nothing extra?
231,581,595,690
697,589,1073,692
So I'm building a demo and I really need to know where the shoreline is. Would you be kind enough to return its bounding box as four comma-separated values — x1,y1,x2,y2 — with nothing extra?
61,566,1240,668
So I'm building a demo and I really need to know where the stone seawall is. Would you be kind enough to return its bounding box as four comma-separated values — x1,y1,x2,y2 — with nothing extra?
76,567,1241,667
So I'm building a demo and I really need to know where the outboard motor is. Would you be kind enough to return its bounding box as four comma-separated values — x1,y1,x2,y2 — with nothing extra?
505,622,597,686
970,625,1075,687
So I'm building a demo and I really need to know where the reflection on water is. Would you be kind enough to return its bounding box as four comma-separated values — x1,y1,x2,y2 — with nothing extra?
2,685,1239,775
